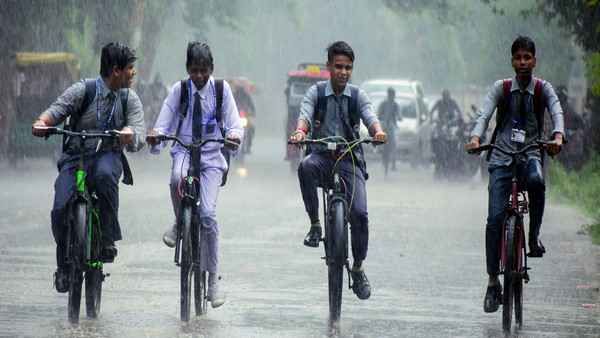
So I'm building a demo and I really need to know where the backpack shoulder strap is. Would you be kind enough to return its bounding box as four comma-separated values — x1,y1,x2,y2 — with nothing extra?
70,79,96,129
215,79,224,132
175,80,188,137
119,88,129,116
63,79,95,151
533,78,544,136
314,82,327,130
486,79,512,160
348,85,360,127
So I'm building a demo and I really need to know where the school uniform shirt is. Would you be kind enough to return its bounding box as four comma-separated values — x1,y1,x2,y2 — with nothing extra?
471,76,565,167
43,77,146,153
151,76,243,170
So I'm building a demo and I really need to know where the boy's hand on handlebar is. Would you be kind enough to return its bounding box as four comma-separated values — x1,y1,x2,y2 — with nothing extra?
464,136,480,153
225,136,241,150
289,130,306,143
146,129,161,146
118,127,134,145
32,120,50,137
373,131,387,143
545,133,563,157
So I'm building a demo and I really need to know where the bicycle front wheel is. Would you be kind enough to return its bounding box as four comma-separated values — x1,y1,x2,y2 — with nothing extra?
180,205,193,322
194,269,208,316
327,201,347,322
85,269,103,318
68,202,87,324
502,215,517,332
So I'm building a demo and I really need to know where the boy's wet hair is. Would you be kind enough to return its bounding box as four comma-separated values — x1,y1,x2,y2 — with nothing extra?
327,41,355,63
511,36,536,56
100,42,137,77
186,41,214,69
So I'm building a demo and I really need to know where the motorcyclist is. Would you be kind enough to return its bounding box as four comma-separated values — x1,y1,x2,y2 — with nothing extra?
377,87,402,175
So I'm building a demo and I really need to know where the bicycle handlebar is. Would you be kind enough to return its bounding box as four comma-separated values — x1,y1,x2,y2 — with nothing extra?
151,133,238,150
34,126,123,139
287,137,384,148
467,141,550,157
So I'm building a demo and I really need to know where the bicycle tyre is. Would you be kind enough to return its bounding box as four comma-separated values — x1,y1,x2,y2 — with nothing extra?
68,202,86,324
85,269,103,318
328,201,346,322
502,215,516,332
180,205,193,322
194,269,208,316
514,217,524,329
514,273,523,328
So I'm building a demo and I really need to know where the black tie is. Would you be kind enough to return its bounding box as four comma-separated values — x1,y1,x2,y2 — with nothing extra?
193,92,202,141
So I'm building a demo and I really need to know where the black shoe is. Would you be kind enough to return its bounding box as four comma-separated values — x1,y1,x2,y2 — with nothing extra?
303,226,322,248
101,243,118,263
527,239,546,258
54,268,69,293
483,284,502,313
350,268,371,300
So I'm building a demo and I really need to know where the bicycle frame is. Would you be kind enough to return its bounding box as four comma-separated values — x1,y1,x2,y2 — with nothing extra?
499,165,529,282
174,148,201,267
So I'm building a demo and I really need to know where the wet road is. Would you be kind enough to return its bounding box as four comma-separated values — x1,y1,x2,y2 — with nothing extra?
1,136,598,338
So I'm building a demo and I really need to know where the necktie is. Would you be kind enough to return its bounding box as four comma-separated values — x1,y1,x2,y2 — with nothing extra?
193,92,202,141
104,92,116,130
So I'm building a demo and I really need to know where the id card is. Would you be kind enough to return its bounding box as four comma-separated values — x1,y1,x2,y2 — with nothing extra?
511,128,526,143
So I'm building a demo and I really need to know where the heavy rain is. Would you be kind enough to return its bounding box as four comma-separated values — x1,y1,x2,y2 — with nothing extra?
0,0,599,337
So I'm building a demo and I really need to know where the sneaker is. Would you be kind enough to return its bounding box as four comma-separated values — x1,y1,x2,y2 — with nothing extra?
101,243,118,263
54,268,69,293
207,274,226,308
303,225,322,248
350,267,371,300
483,284,502,313
162,225,177,248
527,239,546,258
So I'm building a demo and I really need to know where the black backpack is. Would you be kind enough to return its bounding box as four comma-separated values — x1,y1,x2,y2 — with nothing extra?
176,79,230,186
63,79,133,185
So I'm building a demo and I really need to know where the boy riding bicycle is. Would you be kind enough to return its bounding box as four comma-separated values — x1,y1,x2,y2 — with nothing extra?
289,41,387,300
32,42,146,293
465,36,564,313
147,42,243,308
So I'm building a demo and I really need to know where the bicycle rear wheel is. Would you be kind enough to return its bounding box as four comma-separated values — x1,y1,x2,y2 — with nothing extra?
180,205,193,322
68,202,87,324
327,201,346,322
85,269,103,318
502,215,516,332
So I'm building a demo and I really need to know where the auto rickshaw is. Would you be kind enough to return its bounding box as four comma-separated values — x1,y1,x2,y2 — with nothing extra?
6,52,80,164
284,63,330,171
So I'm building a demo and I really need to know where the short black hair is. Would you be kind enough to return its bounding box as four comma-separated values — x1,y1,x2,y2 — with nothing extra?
511,36,536,56
327,41,355,63
100,42,136,77
186,41,214,69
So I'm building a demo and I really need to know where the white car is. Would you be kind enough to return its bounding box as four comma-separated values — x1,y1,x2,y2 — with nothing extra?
360,80,432,166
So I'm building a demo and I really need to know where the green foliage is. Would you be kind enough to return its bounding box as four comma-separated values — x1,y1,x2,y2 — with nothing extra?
587,52,600,96
549,155,600,243
183,0,240,40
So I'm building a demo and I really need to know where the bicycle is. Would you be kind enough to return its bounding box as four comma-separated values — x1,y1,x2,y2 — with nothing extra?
35,126,123,324
288,136,382,322
150,133,236,322
468,141,549,332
